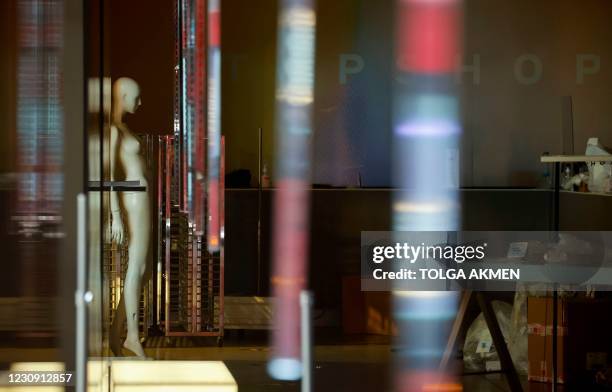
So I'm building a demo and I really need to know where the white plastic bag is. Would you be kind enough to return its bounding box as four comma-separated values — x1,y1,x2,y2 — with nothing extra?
463,296,528,375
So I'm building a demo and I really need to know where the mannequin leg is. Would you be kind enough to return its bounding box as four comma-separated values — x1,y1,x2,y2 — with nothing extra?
112,254,154,355
122,192,150,357
110,295,125,356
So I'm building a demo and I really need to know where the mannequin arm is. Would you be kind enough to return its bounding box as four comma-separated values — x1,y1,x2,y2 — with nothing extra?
109,125,124,244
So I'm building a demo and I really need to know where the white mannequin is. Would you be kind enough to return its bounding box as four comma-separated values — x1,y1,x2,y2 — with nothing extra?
108,77,149,358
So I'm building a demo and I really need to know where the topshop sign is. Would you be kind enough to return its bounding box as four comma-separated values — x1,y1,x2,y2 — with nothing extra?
339,53,602,85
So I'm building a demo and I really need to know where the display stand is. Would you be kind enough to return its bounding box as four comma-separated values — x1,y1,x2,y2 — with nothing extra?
159,136,225,345
540,154,612,391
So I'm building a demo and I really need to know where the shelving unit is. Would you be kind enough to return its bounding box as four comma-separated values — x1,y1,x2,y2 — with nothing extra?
540,155,612,163
159,135,225,344
538,154,612,391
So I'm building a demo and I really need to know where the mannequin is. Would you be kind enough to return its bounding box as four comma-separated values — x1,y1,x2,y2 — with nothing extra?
108,77,149,358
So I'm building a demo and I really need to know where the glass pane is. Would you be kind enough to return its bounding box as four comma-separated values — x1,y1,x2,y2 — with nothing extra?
0,0,67,374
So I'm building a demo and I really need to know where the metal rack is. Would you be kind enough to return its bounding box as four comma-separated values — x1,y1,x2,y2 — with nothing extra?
103,241,124,338
102,242,150,341
158,135,225,343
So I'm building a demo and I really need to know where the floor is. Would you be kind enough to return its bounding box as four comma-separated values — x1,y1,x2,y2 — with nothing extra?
140,331,563,392
147,346,550,392
0,333,562,392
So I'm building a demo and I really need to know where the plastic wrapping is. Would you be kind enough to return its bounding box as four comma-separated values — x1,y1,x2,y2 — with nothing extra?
463,293,528,375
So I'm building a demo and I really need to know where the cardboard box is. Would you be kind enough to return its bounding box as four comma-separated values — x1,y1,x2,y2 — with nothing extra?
527,297,612,387
342,276,396,335
364,291,396,335
527,297,566,384
527,296,565,332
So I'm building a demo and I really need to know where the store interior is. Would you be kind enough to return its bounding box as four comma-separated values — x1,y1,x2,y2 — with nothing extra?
2,0,612,391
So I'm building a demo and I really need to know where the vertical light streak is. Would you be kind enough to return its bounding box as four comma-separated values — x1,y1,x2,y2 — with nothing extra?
206,0,221,251
194,0,207,235
17,0,64,215
392,0,462,391
180,0,191,212
179,0,207,234
268,0,317,381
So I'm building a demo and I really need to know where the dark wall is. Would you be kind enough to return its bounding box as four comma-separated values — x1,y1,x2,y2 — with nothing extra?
220,0,612,187
225,189,566,307
220,0,367,186
109,0,175,134
221,0,278,183
462,0,612,186
0,0,17,173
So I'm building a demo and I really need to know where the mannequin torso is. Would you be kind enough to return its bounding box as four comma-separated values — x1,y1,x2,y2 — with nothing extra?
116,123,148,186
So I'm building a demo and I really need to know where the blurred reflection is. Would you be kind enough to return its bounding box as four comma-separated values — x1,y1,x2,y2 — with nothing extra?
16,0,64,218
0,0,64,346
207,0,221,252
268,0,317,381
392,0,463,390
179,0,206,225
87,76,111,360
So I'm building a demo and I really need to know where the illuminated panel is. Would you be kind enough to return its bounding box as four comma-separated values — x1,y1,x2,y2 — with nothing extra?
268,0,317,382
110,361,237,392
5,362,109,392
206,0,221,251
5,362,64,392
392,0,462,391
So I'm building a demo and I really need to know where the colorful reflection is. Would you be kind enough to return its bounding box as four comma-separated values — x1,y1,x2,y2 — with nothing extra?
207,0,221,252
268,0,317,381
178,0,207,233
392,0,463,390
16,0,64,216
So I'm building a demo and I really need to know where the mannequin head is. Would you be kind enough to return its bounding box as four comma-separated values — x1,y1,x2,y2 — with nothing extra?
112,77,142,123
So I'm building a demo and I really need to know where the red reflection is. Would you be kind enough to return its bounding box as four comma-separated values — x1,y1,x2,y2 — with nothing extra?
209,8,220,47
397,0,461,74
271,178,310,362
398,371,463,392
